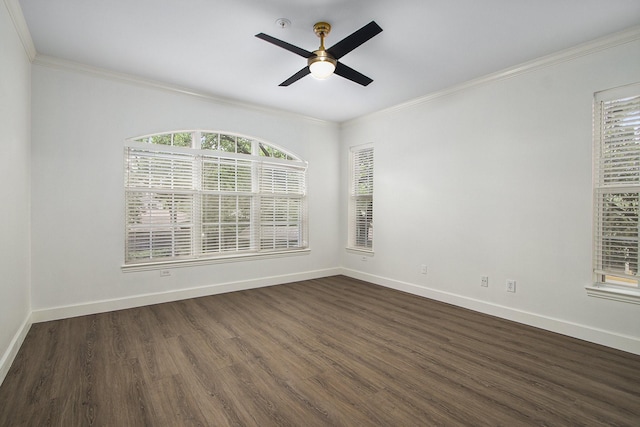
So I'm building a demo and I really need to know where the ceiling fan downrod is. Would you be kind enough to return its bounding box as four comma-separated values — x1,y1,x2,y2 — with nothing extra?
308,22,337,79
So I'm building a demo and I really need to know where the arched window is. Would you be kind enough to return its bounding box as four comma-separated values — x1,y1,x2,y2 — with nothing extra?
124,131,307,266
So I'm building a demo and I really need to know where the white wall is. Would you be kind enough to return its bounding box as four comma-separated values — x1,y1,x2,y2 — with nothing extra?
30,61,340,317
340,37,640,353
0,0,32,381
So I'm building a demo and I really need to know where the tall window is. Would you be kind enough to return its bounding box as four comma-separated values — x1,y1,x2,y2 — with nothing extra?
124,131,307,265
348,145,374,251
593,83,640,290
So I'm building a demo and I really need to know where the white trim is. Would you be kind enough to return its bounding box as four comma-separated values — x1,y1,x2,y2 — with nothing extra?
32,54,334,126
0,315,31,387
3,0,36,61
343,25,640,128
346,247,374,256
31,268,340,323
340,268,640,356
595,81,640,101
122,249,311,272
585,285,640,305
125,138,307,167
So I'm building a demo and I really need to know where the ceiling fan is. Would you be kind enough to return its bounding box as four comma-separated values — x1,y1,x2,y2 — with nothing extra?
255,21,383,87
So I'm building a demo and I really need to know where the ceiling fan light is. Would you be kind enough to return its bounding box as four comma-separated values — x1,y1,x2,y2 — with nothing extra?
308,50,337,80
309,60,335,79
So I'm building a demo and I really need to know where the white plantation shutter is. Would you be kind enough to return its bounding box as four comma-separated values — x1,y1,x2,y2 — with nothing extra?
349,146,374,250
259,162,307,250
593,84,640,287
124,133,307,265
200,155,255,255
125,149,196,262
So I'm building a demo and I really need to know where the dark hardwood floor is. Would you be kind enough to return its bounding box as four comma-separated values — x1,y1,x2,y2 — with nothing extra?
1,275,639,426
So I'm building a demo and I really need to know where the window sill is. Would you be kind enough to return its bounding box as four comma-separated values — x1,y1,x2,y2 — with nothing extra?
122,249,310,273
585,284,640,305
346,247,374,256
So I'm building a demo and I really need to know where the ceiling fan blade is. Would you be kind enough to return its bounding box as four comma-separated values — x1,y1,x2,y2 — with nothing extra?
334,62,373,86
279,67,311,86
326,21,382,60
255,33,314,58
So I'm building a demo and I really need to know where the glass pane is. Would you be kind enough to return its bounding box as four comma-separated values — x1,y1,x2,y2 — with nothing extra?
599,192,638,277
202,194,220,224
237,137,252,154
287,199,301,221
237,196,252,222
150,134,172,145
601,96,640,186
201,132,218,150
220,134,236,152
221,224,238,250
202,225,220,253
221,196,239,223
259,195,302,251
127,154,194,189
271,148,288,159
236,161,252,192
172,133,192,147
259,143,272,157
219,162,237,191
202,160,220,191
354,149,374,196
126,225,193,261
354,199,373,248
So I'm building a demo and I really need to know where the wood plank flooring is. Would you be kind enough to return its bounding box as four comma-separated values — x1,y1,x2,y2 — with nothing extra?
1,275,639,426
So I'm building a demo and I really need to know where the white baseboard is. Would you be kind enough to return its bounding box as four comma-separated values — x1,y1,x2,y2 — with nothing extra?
21,266,640,358
340,268,640,356
0,315,31,387
31,268,340,323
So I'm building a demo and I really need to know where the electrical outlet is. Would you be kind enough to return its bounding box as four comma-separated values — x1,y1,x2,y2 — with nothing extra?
160,269,171,277
506,279,516,293
481,276,489,287
420,264,428,275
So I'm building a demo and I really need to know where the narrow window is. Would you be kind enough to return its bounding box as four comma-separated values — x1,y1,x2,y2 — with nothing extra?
349,145,374,251
593,83,640,290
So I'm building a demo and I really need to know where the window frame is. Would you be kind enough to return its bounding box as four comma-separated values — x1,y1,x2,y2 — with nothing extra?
347,144,374,253
588,82,640,304
123,131,308,271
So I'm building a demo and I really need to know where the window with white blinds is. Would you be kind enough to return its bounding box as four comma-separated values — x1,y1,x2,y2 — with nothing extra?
124,131,307,265
348,145,374,251
593,83,640,290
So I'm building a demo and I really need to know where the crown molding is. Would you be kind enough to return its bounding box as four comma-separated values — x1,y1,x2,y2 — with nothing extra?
342,24,640,127
3,0,36,61
32,54,335,127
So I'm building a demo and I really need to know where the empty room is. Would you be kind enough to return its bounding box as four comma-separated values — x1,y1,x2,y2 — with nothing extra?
1,0,640,425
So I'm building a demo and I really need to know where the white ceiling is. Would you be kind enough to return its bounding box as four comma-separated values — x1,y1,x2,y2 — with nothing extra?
18,0,640,122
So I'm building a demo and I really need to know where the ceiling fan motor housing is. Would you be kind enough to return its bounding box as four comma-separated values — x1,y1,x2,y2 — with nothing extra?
308,49,337,69
313,22,331,39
